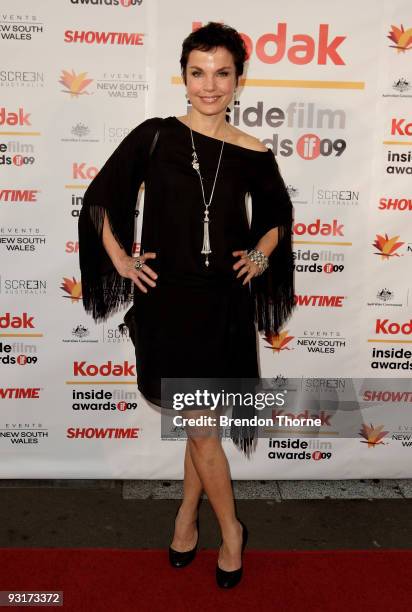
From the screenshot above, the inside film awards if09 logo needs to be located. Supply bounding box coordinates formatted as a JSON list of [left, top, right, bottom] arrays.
[[230, 101, 347, 159], [70, 0, 143, 6]]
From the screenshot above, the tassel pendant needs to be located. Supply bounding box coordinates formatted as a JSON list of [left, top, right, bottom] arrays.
[[201, 208, 211, 266], [189, 123, 225, 269], [192, 150, 200, 172]]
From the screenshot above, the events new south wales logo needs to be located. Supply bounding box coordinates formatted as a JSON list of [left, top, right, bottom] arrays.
[[372, 233, 404, 259], [359, 423, 388, 447], [60, 277, 82, 302], [59, 70, 93, 97], [387, 25, 412, 53], [262, 330, 294, 353]]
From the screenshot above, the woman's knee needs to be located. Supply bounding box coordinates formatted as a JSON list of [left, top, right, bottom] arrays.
[[188, 433, 221, 457]]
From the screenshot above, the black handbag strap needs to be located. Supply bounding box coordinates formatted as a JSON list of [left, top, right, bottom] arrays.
[[119, 119, 162, 341], [142, 119, 162, 261]]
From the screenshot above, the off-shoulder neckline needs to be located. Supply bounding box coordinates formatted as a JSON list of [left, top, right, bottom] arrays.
[[170, 116, 272, 155]]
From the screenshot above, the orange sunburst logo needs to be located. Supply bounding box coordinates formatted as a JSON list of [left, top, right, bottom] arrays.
[[388, 25, 412, 52], [372, 233, 404, 259], [263, 330, 294, 352], [61, 277, 82, 302], [59, 69, 93, 97], [359, 423, 388, 447]]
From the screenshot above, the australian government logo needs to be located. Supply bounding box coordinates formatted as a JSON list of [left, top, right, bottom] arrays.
[[62, 322, 98, 344], [366, 287, 408, 308], [367, 287, 406, 308], [383, 76, 412, 98], [61, 122, 100, 143]]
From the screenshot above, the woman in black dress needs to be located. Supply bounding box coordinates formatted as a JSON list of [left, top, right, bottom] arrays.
[[78, 22, 294, 588]]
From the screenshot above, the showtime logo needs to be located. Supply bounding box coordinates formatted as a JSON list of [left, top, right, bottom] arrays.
[[292, 218, 344, 236], [391, 118, 412, 136], [72, 162, 98, 179], [73, 360, 136, 377], [0, 107, 31, 126], [193, 22, 346, 65], [64, 30, 144, 45], [379, 198, 412, 211], [0, 189, 38, 203], [65, 241, 79, 253], [375, 319, 412, 335], [0, 387, 41, 399], [0, 312, 35, 329], [363, 390, 412, 402], [67, 427, 139, 438], [295, 295, 345, 307]]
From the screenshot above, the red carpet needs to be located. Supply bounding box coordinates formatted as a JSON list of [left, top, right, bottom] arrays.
[[0, 548, 411, 611]]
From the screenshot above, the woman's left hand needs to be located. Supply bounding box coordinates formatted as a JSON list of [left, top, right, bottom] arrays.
[[232, 250, 261, 285]]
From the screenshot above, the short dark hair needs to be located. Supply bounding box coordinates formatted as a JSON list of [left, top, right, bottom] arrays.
[[180, 22, 247, 85]]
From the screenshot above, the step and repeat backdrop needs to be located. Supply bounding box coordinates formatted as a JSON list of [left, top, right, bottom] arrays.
[[1, 0, 411, 478]]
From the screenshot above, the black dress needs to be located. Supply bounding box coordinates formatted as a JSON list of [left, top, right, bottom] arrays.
[[78, 115, 295, 451]]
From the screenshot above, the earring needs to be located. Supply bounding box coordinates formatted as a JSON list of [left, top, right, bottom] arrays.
[[234, 90, 240, 107]]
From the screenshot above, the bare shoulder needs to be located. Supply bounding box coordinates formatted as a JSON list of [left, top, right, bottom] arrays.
[[227, 124, 268, 152]]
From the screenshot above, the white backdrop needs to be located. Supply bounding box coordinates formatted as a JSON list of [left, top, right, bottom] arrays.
[[1, 0, 411, 478]]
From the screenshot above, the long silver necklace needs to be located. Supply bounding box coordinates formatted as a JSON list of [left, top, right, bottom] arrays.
[[189, 116, 225, 267]]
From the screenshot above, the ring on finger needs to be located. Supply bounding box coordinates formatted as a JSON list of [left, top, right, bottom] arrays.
[[134, 257, 144, 271]]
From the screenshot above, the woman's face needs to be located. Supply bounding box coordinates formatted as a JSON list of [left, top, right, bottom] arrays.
[[184, 45, 237, 116]]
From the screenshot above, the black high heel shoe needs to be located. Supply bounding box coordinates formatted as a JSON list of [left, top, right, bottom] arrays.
[[216, 520, 248, 588], [168, 506, 199, 568]]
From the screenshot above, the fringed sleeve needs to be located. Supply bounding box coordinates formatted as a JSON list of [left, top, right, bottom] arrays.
[[248, 149, 295, 336], [78, 117, 162, 322]]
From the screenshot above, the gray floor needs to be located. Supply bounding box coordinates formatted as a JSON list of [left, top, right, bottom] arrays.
[[1, 479, 412, 550]]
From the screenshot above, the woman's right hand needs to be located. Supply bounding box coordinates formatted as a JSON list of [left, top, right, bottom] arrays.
[[115, 252, 158, 294]]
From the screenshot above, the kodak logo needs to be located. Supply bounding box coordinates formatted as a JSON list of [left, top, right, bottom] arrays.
[[0, 312, 35, 329], [375, 319, 412, 335], [0, 107, 31, 126], [73, 360, 136, 376]]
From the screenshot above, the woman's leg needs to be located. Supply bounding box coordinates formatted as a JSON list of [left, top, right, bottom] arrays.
[[184, 409, 243, 571], [170, 439, 203, 552]]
